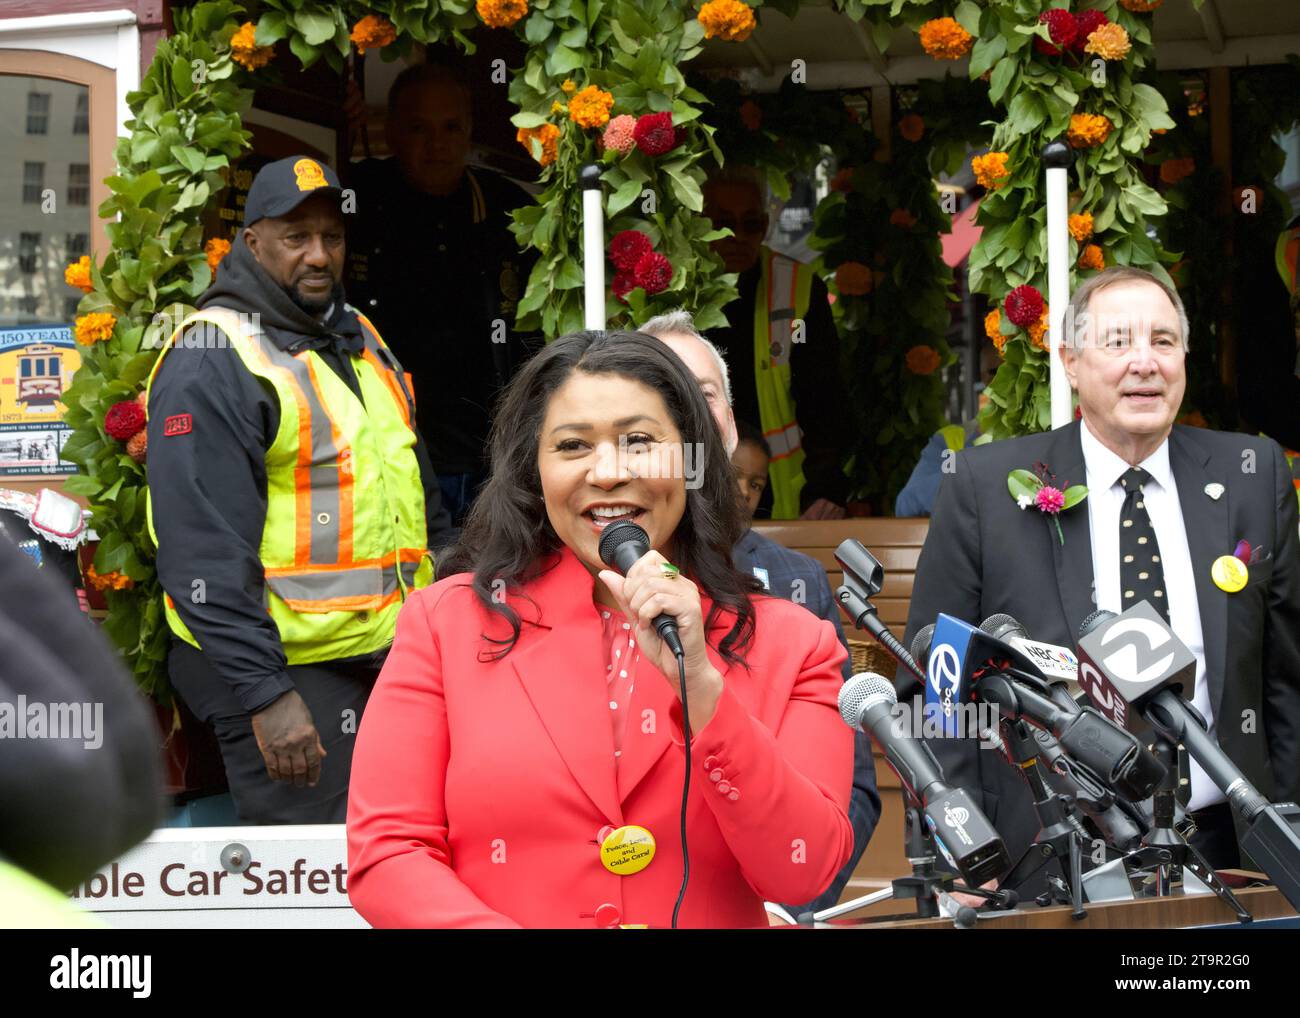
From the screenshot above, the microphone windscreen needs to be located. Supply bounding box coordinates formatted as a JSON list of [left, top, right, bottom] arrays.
[[1077, 608, 1117, 640], [979, 613, 1026, 642], [910, 624, 935, 670], [838, 672, 894, 728], [597, 520, 649, 570]]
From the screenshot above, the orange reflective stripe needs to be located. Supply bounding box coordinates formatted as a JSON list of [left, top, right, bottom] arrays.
[[241, 338, 316, 567], [264, 547, 426, 577], [360, 346, 411, 427], [301, 354, 355, 565]]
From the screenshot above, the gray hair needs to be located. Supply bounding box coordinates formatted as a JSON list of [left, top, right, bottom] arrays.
[[1064, 266, 1190, 351], [639, 309, 733, 406]]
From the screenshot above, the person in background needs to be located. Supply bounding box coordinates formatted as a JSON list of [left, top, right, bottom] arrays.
[[703, 165, 851, 521], [147, 156, 449, 825], [640, 310, 880, 919], [893, 420, 980, 518], [345, 61, 539, 524]]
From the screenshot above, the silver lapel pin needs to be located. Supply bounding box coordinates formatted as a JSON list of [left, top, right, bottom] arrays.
[[1204, 482, 1224, 501]]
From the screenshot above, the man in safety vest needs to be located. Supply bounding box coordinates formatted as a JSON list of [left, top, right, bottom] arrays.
[[146, 156, 452, 824], [703, 166, 851, 520]]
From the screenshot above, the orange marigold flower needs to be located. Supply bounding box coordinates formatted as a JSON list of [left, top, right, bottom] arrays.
[[898, 114, 925, 142], [350, 14, 396, 55], [698, 0, 757, 43], [739, 100, 762, 131], [1118, 0, 1163, 11], [74, 311, 116, 346], [919, 17, 974, 60], [85, 564, 134, 592], [517, 123, 561, 167], [65, 255, 93, 293], [1078, 244, 1105, 271], [477, 0, 528, 29], [231, 21, 274, 71], [568, 85, 614, 130], [1028, 305, 1050, 350], [561, 79, 577, 94], [1085, 23, 1131, 61], [984, 309, 1007, 355], [890, 209, 917, 228], [1068, 113, 1112, 149], [835, 261, 874, 296], [905, 345, 942, 375], [972, 151, 1011, 190], [205, 237, 231, 275], [551, 100, 565, 115], [1159, 156, 1195, 184], [1068, 212, 1094, 243]]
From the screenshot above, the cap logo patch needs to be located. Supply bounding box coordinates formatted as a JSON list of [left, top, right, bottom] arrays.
[[293, 158, 327, 192]]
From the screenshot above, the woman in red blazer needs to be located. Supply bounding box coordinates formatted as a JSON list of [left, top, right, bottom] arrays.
[[346, 331, 854, 928]]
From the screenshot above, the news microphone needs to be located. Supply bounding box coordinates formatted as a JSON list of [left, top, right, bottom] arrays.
[[1077, 603, 1300, 910], [979, 614, 1084, 706], [839, 672, 1009, 886], [597, 520, 684, 658]]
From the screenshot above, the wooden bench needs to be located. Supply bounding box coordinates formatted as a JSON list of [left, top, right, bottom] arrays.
[[750, 517, 931, 901]]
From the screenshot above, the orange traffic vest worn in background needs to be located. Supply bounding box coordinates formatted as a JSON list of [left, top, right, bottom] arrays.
[[145, 307, 433, 664]]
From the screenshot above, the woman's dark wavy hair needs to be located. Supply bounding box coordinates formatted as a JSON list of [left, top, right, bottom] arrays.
[[440, 329, 760, 664]]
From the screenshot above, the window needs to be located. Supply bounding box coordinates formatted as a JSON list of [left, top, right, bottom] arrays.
[[65, 233, 88, 260], [73, 92, 89, 135], [26, 91, 50, 134], [18, 295, 40, 315], [22, 161, 45, 203], [19, 232, 41, 274], [67, 163, 89, 206]]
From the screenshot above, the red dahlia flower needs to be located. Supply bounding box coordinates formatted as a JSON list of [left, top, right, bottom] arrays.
[[105, 400, 146, 441], [609, 229, 653, 271], [633, 112, 677, 157], [633, 251, 673, 294], [1071, 10, 1109, 53], [1034, 8, 1078, 56], [1004, 284, 1045, 328]]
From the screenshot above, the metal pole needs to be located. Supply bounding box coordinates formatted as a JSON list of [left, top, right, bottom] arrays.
[[1043, 139, 1073, 428], [579, 163, 606, 331]]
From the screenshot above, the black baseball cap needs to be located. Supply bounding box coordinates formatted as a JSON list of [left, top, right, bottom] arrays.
[[243, 155, 344, 226]]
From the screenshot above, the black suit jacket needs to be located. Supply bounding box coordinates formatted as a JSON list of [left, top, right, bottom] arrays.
[[905, 420, 1300, 869]]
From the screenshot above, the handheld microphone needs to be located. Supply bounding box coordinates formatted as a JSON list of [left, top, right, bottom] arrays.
[[597, 520, 684, 658], [1076, 603, 1300, 910], [839, 672, 1009, 887]]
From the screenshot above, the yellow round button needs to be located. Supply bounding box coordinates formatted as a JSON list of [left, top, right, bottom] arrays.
[[1211, 555, 1248, 593], [600, 825, 656, 876]]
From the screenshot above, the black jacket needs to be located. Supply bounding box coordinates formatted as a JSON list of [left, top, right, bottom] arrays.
[[905, 421, 1300, 875], [345, 160, 540, 475], [708, 261, 850, 512], [147, 235, 452, 715]]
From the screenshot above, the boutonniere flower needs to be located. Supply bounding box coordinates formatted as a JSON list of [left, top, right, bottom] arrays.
[[1007, 462, 1088, 546]]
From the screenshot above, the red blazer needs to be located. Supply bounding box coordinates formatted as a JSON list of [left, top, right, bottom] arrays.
[[346, 546, 854, 928]]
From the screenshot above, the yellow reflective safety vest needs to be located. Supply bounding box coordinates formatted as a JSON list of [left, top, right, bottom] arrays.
[[753, 248, 814, 519], [145, 307, 433, 665]]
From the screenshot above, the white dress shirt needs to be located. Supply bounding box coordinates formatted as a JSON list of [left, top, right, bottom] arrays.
[[1079, 420, 1223, 810]]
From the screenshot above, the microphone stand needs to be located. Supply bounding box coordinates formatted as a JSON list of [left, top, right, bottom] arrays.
[[1123, 733, 1252, 921], [989, 719, 1090, 919]]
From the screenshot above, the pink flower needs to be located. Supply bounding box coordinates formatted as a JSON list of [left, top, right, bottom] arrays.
[[1035, 486, 1066, 514], [602, 114, 637, 155]]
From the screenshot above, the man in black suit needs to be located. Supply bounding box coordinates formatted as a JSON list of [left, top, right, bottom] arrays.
[[906, 266, 1300, 876]]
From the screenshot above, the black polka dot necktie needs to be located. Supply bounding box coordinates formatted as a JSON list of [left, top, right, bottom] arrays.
[[1119, 467, 1169, 624], [1119, 467, 1189, 804]]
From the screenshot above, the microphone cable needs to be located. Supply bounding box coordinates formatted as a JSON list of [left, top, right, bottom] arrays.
[[672, 647, 690, 929]]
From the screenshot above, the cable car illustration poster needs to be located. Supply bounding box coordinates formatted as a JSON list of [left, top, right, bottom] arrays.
[[0, 325, 82, 477]]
